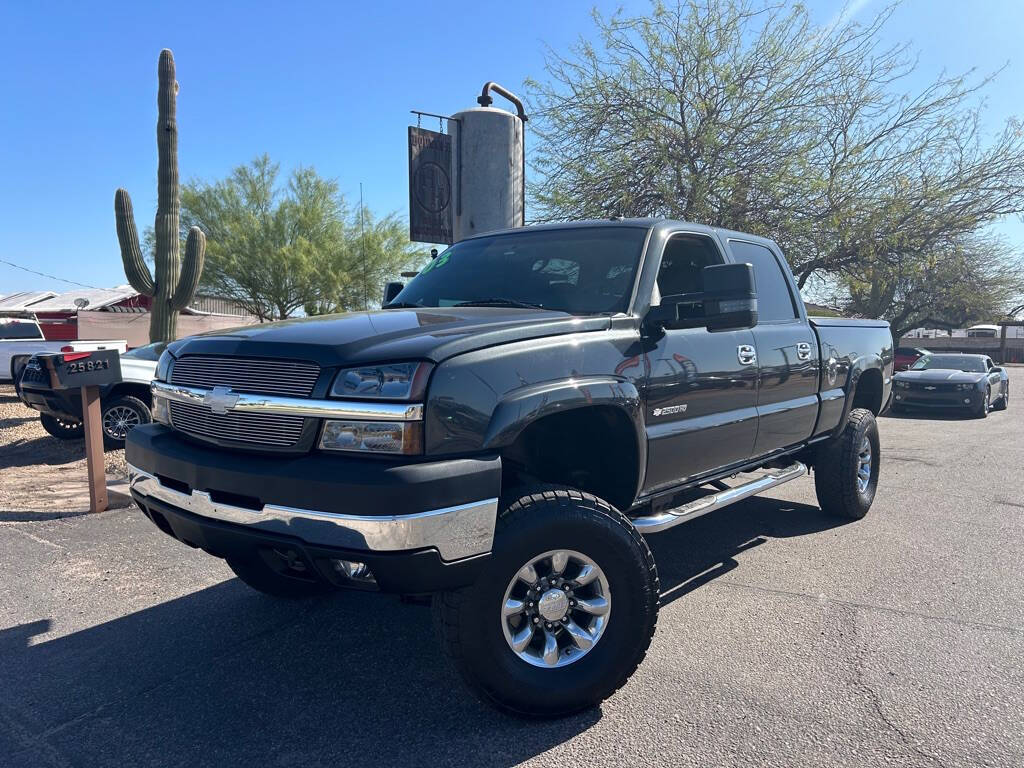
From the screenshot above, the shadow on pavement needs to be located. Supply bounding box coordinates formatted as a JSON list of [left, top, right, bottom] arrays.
[[649, 496, 848, 607], [0, 496, 841, 767]]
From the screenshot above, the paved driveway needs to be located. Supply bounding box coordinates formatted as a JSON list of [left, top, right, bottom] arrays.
[[2, 395, 1021, 767]]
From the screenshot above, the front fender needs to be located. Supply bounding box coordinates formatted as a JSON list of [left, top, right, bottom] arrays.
[[482, 375, 644, 450]]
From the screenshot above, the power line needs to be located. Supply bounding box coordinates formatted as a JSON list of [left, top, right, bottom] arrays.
[[0, 258, 103, 290]]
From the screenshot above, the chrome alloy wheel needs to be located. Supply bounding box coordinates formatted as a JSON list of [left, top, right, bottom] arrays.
[[103, 405, 140, 440], [500, 549, 611, 668], [856, 437, 872, 493]]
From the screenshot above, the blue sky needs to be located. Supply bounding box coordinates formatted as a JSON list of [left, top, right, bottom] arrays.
[[2, 0, 1022, 294]]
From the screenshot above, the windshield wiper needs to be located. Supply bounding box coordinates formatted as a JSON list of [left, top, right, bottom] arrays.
[[381, 301, 422, 309], [454, 298, 546, 309]]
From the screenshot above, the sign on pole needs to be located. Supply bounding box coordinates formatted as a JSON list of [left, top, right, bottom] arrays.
[[408, 126, 453, 244]]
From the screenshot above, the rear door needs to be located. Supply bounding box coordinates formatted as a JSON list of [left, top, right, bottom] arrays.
[[726, 239, 820, 457], [642, 232, 759, 492]]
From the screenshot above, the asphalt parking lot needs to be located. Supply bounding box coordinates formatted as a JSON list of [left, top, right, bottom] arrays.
[[2, 381, 1021, 768]]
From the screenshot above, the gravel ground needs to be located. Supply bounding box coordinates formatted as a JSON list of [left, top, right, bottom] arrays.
[[0, 385, 128, 512]]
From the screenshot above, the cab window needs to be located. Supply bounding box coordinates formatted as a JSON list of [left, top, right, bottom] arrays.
[[656, 234, 724, 300], [727, 240, 799, 323]]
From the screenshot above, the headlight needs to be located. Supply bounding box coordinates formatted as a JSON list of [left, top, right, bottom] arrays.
[[320, 420, 422, 455], [330, 362, 432, 400], [155, 350, 173, 382], [955, 383, 973, 391]]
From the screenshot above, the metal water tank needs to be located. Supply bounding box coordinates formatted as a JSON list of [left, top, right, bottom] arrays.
[[450, 84, 526, 241]]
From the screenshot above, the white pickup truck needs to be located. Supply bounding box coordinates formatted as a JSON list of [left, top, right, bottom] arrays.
[[1, 316, 126, 381]]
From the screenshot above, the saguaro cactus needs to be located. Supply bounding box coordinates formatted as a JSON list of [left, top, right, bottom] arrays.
[[115, 49, 205, 343]]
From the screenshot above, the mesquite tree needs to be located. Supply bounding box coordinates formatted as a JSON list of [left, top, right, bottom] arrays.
[[115, 49, 205, 342], [527, 1, 1024, 318]]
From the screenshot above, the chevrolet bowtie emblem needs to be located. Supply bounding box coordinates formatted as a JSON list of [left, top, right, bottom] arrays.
[[924, 385, 936, 390], [203, 386, 240, 414]]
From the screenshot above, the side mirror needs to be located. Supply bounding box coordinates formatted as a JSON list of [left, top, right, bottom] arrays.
[[645, 263, 758, 332], [382, 281, 404, 305], [703, 263, 757, 332]]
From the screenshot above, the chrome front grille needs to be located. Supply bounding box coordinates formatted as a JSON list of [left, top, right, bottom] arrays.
[[166, 355, 320, 448], [169, 400, 305, 447], [170, 356, 320, 397]]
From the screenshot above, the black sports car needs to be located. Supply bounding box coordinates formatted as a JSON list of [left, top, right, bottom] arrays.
[[891, 353, 1010, 418]]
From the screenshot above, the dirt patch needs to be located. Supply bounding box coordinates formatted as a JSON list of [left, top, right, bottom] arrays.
[[0, 385, 129, 514]]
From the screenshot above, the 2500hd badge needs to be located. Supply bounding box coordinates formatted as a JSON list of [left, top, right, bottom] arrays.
[[127, 220, 892, 716]]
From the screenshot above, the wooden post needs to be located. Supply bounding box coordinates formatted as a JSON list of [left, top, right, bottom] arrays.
[[80, 385, 108, 513]]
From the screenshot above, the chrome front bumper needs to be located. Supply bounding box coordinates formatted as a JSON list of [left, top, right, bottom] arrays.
[[127, 463, 498, 562]]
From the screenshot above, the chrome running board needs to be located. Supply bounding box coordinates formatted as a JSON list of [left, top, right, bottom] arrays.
[[632, 462, 807, 534]]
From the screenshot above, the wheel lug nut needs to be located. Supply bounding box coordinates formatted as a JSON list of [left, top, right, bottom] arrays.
[[561, 617, 569, 623], [563, 585, 570, 591], [569, 600, 575, 606], [527, 601, 534, 607], [533, 617, 540, 624], [545, 622, 552, 630]]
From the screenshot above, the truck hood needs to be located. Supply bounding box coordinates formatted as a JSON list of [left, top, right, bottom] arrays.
[[894, 369, 984, 383], [167, 307, 611, 367]]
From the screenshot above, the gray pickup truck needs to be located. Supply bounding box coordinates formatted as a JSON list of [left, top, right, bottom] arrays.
[[125, 219, 892, 716]]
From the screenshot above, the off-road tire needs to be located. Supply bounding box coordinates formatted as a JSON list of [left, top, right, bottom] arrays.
[[39, 413, 84, 441], [100, 395, 151, 449], [993, 384, 1009, 411], [814, 408, 880, 520], [226, 554, 335, 599], [433, 486, 659, 717]]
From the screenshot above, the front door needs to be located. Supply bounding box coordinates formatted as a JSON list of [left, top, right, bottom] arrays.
[[642, 233, 759, 493], [726, 239, 820, 457]]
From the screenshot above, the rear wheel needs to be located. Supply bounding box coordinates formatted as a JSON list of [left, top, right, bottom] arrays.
[[226, 553, 335, 598], [39, 413, 84, 441], [814, 408, 880, 520], [434, 486, 659, 716]]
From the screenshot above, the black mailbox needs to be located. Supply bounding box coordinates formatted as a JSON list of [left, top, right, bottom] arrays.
[[38, 349, 123, 390]]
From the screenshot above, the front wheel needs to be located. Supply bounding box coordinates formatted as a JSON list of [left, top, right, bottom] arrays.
[[434, 486, 659, 716], [101, 395, 151, 449], [814, 408, 880, 520], [974, 387, 991, 419], [40, 413, 84, 441], [993, 383, 1009, 411]]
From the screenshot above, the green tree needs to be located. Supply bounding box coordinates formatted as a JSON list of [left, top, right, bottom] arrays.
[[527, 0, 1024, 308], [173, 155, 419, 320], [843, 235, 1024, 340]]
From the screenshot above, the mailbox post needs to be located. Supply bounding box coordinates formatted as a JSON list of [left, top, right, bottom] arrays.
[[39, 350, 123, 513]]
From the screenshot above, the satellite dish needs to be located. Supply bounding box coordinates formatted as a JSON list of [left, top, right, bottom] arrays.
[[74, 298, 90, 308]]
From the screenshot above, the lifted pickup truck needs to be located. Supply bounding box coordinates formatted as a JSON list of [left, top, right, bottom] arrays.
[[126, 220, 892, 716]]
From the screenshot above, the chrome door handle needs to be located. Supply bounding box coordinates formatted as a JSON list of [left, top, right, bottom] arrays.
[[797, 342, 812, 361], [737, 344, 756, 366]]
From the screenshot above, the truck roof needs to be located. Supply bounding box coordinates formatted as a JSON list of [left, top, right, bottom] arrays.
[[458, 218, 780, 251]]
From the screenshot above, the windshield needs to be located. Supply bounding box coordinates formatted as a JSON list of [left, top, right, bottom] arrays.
[[390, 226, 648, 315], [123, 341, 167, 361], [911, 354, 987, 372]]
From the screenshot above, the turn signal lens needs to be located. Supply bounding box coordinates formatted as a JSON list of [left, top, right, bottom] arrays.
[[152, 395, 171, 426], [319, 420, 423, 455]]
